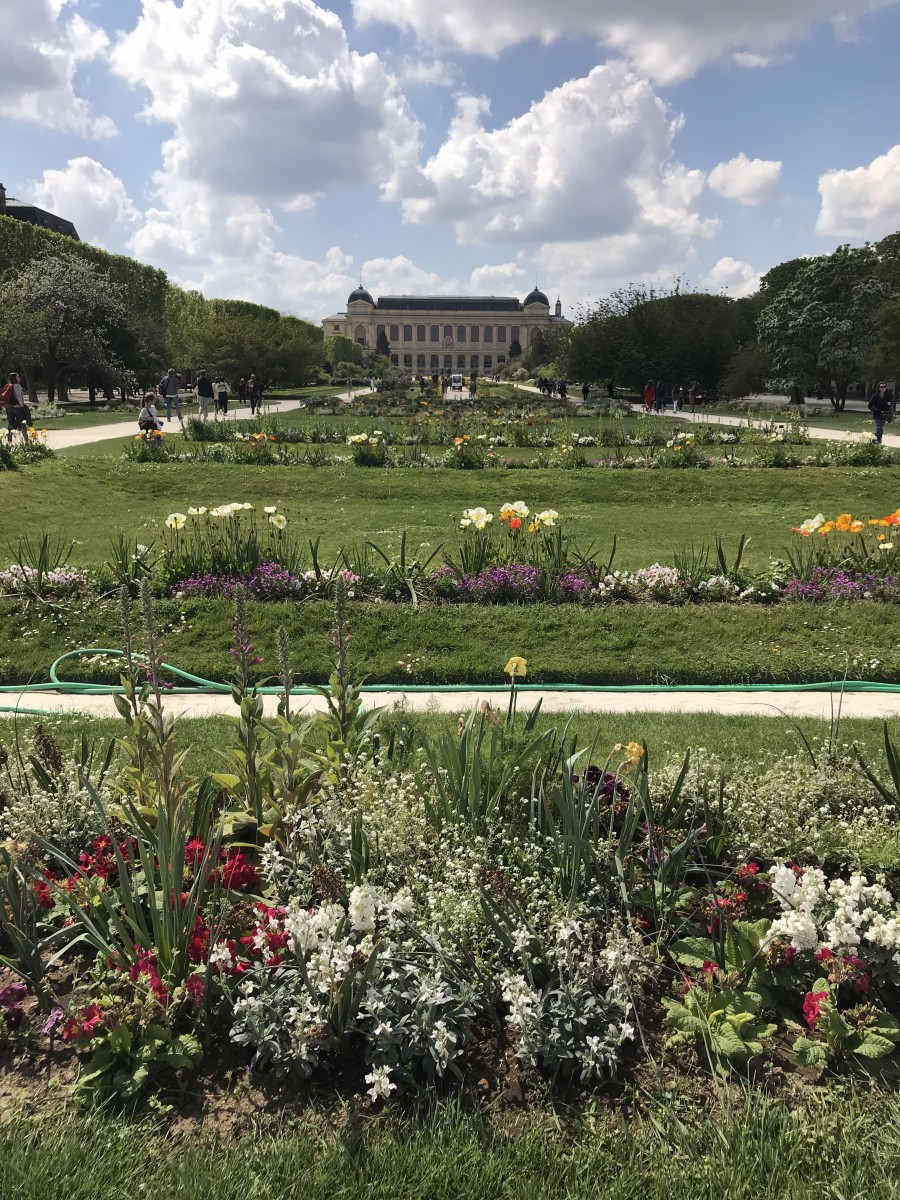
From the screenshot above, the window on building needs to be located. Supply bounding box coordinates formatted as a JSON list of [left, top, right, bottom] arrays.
[[376, 324, 385, 337], [511, 326, 520, 345], [417, 354, 426, 370], [483, 326, 493, 343], [390, 324, 399, 341], [471, 326, 480, 343], [457, 354, 466, 369], [403, 325, 413, 341], [333, 325, 340, 332], [498, 355, 507, 365], [470, 355, 479, 369], [484, 355, 493, 370], [444, 325, 453, 341], [430, 354, 439, 370], [403, 353, 413, 368], [457, 326, 466, 343], [416, 324, 426, 342], [497, 327, 507, 344], [390, 354, 399, 366], [430, 325, 439, 342], [444, 354, 452, 370]]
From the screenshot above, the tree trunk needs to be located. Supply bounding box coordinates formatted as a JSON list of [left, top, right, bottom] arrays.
[[21, 366, 38, 407], [47, 376, 55, 404], [88, 377, 97, 405], [57, 373, 69, 403]]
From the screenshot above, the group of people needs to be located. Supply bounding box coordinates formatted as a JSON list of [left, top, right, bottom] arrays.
[[138, 369, 265, 431], [642, 380, 701, 414], [536, 377, 568, 399], [0, 372, 31, 443]]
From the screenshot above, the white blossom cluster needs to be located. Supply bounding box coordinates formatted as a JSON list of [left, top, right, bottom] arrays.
[[766, 862, 900, 979], [0, 782, 111, 857]]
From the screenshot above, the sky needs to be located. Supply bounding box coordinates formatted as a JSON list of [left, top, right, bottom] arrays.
[[2, 0, 900, 324]]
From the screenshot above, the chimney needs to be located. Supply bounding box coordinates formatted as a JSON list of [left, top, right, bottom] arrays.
[[0, 184, 6, 214]]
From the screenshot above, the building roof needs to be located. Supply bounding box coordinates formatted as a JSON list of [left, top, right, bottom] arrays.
[[375, 295, 524, 313], [347, 286, 375, 305], [2, 194, 80, 240], [523, 287, 550, 307]]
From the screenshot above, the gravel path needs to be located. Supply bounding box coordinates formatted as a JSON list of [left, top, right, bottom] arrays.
[[1, 688, 897, 720]]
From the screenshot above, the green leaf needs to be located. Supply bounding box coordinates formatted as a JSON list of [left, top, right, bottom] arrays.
[[852, 1033, 897, 1060], [211, 773, 242, 790], [669, 937, 717, 969], [108, 1023, 133, 1055], [793, 1036, 828, 1067]]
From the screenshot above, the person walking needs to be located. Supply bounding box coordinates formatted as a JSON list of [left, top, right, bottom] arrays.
[[581, 381, 590, 403], [869, 382, 894, 444], [247, 374, 261, 415], [238, 377, 247, 406], [672, 384, 684, 414], [654, 379, 666, 414], [689, 382, 700, 414], [214, 377, 230, 416], [195, 370, 214, 420], [138, 392, 163, 432], [159, 368, 183, 424], [643, 380, 655, 413], [0, 372, 25, 443]]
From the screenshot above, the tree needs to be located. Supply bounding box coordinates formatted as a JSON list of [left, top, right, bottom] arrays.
[[757, 245, 888, 411], [2, 251, 127, 402], [376, 327, 390, 358], [508, 339, 522, 359]]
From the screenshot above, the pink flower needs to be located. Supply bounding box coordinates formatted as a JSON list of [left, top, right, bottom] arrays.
[[802, 990, 828, 1030]]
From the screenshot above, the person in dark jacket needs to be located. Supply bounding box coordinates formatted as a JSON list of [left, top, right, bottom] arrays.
[[869, 382, 895, 444], [195, 370, 214, 420], [247, 374, 262, 415]]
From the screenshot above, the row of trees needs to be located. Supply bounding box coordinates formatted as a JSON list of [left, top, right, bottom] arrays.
[[0, 216, 324, 404], [542, 233, 900, 410]]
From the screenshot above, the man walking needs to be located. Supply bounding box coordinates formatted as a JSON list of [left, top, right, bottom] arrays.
[[195, 370, 214, 420], [159, 368, 183, 424], [247, 374, 262, 416]]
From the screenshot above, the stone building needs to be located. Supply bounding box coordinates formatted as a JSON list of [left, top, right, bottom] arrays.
[[322, 287, 571, 374], [0, 183, 80, 240]]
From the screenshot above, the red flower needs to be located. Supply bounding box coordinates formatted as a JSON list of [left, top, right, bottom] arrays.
[[188, 915, 211, 964], [815, 947, 834, 962], [216, 850, 260, 892], [508, 517, 522, 531], [184, 974, 206, 1008], [184, 838, 207, 868], [802, 990, 828, 1030], [783, 945, 797, 966]]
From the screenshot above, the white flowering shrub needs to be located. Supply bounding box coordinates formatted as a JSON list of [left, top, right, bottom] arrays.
[[0, 783, 111, 857]]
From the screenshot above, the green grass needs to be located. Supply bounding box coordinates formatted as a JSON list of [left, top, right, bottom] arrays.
[[9, 457, 900, 569], [2, 709, 894, 781], [0, 1093, 898, 1200], [0, 596, 896, 687]]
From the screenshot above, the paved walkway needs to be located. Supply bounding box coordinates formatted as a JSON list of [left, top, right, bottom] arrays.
[[640, 405, 900, 447], [1, 688, 897, 720], [41, 389, 368, 451]]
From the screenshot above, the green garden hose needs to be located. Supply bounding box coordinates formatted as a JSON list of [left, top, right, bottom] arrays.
[[1, 648, 900, 718]]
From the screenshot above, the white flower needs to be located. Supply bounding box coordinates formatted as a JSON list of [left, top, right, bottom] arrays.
[[365, 1065, 396, 1101], [348, 884, 379, 932], [264, 506, 278, 514], [269, 514, 287, 530], [165, 512, 187, 530], [187, 507, 207, 516]]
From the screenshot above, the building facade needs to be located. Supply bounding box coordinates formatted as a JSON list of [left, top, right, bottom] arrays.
[[0, 183, 80, 240], [322, 288, 571, 374]]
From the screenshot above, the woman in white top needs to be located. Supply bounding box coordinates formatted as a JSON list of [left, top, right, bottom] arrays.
[[214, 378, 230, 416]]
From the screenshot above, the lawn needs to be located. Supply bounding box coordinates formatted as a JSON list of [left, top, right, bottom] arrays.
[[12, 456, 899, 570]]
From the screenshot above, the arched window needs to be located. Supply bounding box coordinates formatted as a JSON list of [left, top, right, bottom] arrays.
[[457, 326, 466, 343], [457, 354, 466, 369], [430, 325, 439, 342], [403, 325, 413, 341], [470, 355, 479, 369], [483, 326, 493, 343], [444, 325, 453, 341], [444, 354, 452, 370], [416, 325, 426, 342], [470, 326, 479, 343], [353, 324, 367, 346], [510, 326, 520, 344], [484, 355, 493, 370], [403, 353, 413, 368], [390, 354, 399, 366], [417, 354, 426, 369], [390, 324, 399, 341]]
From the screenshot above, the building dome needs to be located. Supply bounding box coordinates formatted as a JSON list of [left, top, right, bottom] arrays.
[[347, 286, 375, 306], [523, 287, 549, 307]]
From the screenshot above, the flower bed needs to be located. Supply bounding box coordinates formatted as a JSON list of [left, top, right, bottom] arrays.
[[3, 599, 900, 1111]]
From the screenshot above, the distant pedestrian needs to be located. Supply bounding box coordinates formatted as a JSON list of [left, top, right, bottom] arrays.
[[643, 380, 655, 413], [654, 379, 666, 414], [238, 377, 247, 405], [195, 370, 214, 420], [159, 368, 183, 424], [672, 384, 684, 413], [869, 382, 894, 444], [247, 374, 262, 415], [214, 377, 230, 416], [0, 372, 25, 443], [581, 381, 590, 403], [558, 379, 567, 400], [689, 382, 700, 414]]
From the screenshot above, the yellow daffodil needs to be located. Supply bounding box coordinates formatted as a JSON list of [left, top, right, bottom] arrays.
[[614, 742, 644, 767], [504, 656, 527, 679], [165, 513, 187, 530], [269, 514, 287, 530]]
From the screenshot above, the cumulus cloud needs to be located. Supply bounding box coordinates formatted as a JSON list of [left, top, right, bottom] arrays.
[[701, 256, 762, 296], [32, 158, 140, 247], [353, 0, 891, 82], [401, 63, 716, 250], [468, 263, 529, 292], [708, 153, 782, 205], [817, 144, 900, 237], [0, 0, 115, 136], [110, 0, 421, 209]]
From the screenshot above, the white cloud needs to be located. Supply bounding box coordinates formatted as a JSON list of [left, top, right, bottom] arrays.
[[32, 158, 140, 247], [817, 144, 900, 237], [353, 0, 892, 82], [468, 263, 529, 292], [0, 0, 115, 136], [401, 58, 459, 86], [110, 0, 421, 209], [401, 63, 716, 252], [701, 256, 762, 296], [708, 153, 782, 205]]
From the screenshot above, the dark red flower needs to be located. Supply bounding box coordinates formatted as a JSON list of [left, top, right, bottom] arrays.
[[802, 990, 828, 1030]]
